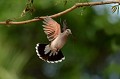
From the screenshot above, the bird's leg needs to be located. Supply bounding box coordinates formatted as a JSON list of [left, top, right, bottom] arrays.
[[51, 48, 59, 56]]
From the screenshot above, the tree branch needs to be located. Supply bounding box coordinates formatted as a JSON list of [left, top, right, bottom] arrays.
[[0, 1, 119, 25]]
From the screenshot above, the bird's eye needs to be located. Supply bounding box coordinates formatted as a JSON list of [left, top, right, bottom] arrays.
[[66, 29, 69, 32]]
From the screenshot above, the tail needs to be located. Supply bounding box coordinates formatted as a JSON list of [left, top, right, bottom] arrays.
[[35, 43, 65, 63]]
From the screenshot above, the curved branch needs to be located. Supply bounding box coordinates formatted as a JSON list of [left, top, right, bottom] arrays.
[[0, 1, 119, 25]]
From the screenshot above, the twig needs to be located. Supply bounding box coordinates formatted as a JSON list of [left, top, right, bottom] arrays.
[[0, 1, 119, 25]]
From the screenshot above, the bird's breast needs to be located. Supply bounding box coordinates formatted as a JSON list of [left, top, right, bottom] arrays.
[[50, 34, 67, 50]]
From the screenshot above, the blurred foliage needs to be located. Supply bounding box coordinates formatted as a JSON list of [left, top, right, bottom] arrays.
[[21, 0, 35, 17], [0, 0, 120, 79]]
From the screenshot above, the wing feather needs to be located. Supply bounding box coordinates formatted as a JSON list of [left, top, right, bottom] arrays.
[[43, 16, 61, 41]]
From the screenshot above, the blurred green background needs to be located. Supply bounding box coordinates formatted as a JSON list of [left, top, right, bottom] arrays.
[[0, 0, 120, 79]]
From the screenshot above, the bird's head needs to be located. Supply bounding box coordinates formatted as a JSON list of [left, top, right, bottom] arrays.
[[64, 29, 72, 35]]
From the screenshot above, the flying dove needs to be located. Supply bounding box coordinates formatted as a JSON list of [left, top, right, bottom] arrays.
[[35, 16, 72, 63]]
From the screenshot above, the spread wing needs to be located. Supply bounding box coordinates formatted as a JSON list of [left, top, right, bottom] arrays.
[[62, 19, 68, 32], [42, 16, 61, 41]]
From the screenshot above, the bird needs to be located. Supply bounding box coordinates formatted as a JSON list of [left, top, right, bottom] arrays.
[[35, 16, 72, 63]]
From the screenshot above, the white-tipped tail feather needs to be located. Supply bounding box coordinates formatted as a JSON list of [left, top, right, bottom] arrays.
[[35, 43, 65, 63]]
